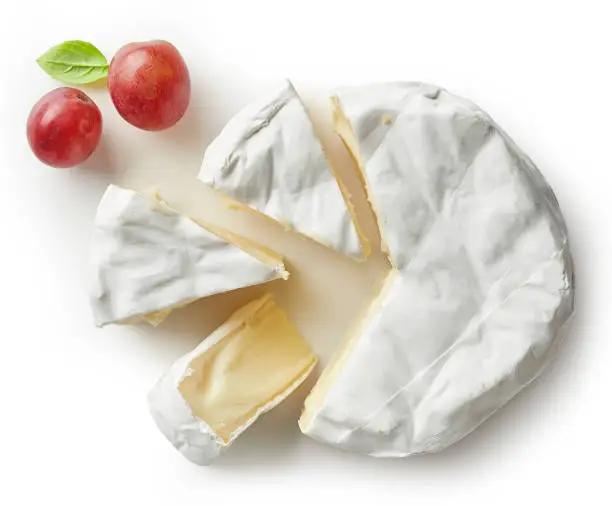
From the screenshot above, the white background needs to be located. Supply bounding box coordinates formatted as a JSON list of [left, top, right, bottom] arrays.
[[0, 1, 609, 504]]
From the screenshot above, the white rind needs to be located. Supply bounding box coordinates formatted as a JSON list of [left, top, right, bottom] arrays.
[[197, 79, 363, 258], [301, 82, 574, 457], [148, 350, 224, 466], [147, 305, 317, 466], [89, 185, 286, 327]]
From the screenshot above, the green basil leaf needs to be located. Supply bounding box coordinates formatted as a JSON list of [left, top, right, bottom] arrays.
[[37, 40, 108, 85]]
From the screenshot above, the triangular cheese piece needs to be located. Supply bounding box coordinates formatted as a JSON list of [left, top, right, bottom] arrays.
[[89, 185, 288, 327], [198, 80, 368, 259], [148, 294, 317, 465]]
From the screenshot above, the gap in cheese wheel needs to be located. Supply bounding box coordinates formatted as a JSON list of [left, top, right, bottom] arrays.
[[158, 154, 387, 367]]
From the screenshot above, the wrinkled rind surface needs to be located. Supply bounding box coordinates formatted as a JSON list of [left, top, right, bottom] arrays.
[[89, 185, 285, 326], [147, 295, 317, 466], [197, 80, 363, 258], [302, 82, 574, 456], [148, 350, 224, 466]]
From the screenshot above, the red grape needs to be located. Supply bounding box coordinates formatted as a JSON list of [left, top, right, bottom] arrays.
[[108, 40, 191, 131], [27, 87, 102, 168]]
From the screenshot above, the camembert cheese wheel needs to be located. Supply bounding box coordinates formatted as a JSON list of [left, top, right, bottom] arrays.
[[299, 82, 574, 457]]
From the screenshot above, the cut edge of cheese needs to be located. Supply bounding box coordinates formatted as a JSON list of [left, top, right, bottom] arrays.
[[219, 182, 371, 261], [328, 167, 372, 260], [148, 293, 317, 465], [121, 304, 194, 327], [152, 191, 289, 277], [300, 95, 398, 435], [299, 270, 395, 430], [306, 103, 372, 260], [299, 96, 398, 431], [331, 96, 391, 263]]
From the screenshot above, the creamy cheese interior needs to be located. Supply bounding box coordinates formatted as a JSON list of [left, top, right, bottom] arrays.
[[331, 98, 392, 261], [178, 294, 316, 442], [330, 169, 371, 259], [308, 112, 372, 259], [197, 220, 288, 274], [152, 192, 287, 274]]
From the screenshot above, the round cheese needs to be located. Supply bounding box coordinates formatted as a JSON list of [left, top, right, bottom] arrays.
[[299, 82, 574, 456]]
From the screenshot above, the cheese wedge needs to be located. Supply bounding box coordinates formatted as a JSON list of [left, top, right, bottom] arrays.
[[89, 185, 288, 327], [300, 82, 574, 457], [148, 294, 317, 465], [197, 79, 368, 259]]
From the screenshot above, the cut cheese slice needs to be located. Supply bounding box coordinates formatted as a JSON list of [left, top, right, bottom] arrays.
[[197, 79, 368, 259], [148, 294, 317, 465], [89, 185, 288, 327], [300, 82, 574, 457]]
